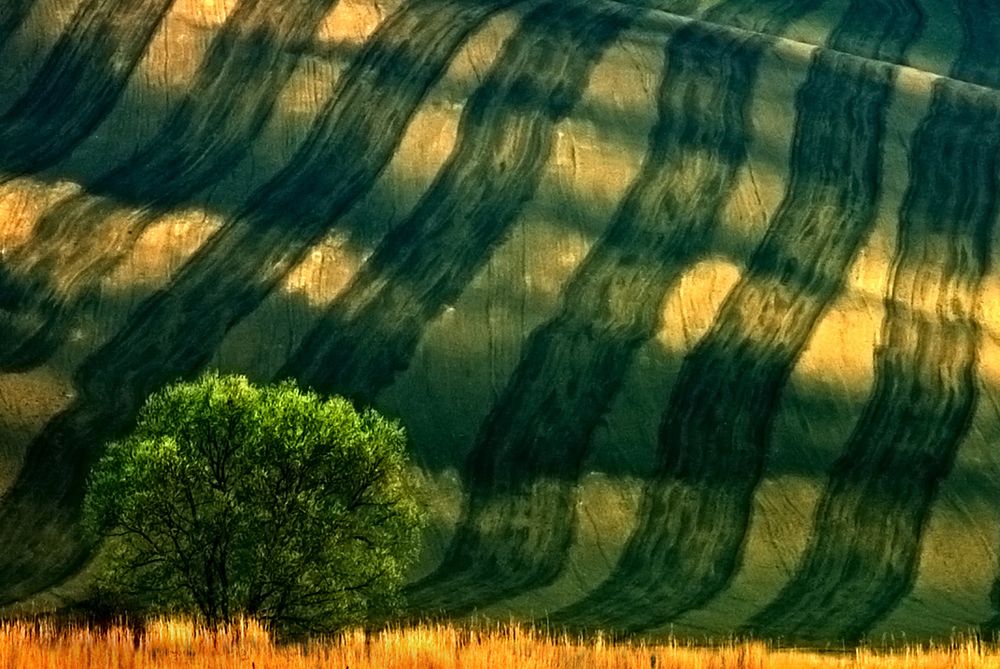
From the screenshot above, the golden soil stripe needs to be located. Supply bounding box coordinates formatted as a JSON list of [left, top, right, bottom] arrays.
[[552, 0, 924, 634], [751, 3, 1000, 645], [0, 0, 339, 372], [398, 0, 823, 618], [0, 0, 515, 604], [0, 0, 176, 180]]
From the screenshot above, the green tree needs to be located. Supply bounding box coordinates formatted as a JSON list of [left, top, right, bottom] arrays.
[[83, 372, 424, 635]]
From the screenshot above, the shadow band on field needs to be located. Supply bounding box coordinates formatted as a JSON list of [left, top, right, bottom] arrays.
[[0, 0, 38, 51], [0, 0, 177, 183]]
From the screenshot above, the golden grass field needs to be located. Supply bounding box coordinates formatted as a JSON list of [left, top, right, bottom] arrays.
[[1, 618, 999, 669]]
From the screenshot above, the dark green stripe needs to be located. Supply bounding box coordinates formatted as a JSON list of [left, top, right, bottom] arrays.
[[0, 0, 339, 372], [0, 0, 36, 52], [0, 0, 176, 180]]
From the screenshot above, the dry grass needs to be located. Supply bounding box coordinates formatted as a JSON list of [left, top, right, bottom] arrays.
[[0, 618, 998, 668]]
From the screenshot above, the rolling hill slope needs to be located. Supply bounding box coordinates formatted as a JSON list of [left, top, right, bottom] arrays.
[[1, 0, 999, 643]]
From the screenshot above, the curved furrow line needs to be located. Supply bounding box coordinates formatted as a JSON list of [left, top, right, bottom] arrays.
[[752, 1, 1000, 644], [0, 0, 37, 51], [400, 0, 823, 616], [0, 0, 176, 182], [952, 0, 1000, 89], [0, 0, 517, 604], [280, 0, 640, 404], [552, 0, 924, 634], [0, 0, 339, 372]]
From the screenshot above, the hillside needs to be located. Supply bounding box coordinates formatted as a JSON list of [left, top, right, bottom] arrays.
[[1, 0, 999, 644]]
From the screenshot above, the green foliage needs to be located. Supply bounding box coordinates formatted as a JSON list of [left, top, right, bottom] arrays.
[[83, 372, 424, 635]]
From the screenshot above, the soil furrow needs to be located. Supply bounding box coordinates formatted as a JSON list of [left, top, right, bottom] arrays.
[[0, 0, 176, 181], [551, 0, 924, 634], [0, 0, 339, 372], [751, 0, 1000, 644], [0, 0, 37, 50], [401, 0, 822, 616], [0, 0, 514, 603]]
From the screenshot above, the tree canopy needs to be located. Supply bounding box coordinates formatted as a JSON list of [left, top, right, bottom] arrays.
[[83, 372, 424, 635]]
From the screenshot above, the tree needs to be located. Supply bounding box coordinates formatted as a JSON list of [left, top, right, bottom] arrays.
[[83, 372, 424, 635]]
